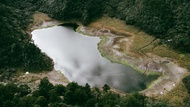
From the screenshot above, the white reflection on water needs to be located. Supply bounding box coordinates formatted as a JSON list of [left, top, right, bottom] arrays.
[[32, 26, 152, 92]]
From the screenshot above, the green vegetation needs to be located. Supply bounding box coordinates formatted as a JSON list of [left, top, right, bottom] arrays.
[[182, 75, 190, 94], [0, 77, 174, 107], [38, 0, 106, 25], [0, 0, 53, 75]]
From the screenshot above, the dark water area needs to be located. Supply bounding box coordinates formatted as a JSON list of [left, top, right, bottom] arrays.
[[60, 23, 78, 30], [32, 26, 157, 92]]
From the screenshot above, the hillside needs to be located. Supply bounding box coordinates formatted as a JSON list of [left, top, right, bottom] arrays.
[[0, 0, 190, 106], [0, 0, 53, 74]]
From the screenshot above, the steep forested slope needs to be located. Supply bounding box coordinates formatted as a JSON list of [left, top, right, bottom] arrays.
[[0, 0, 53, 73]]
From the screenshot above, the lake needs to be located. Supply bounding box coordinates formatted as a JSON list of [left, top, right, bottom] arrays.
[[32, 26, 155, 92]]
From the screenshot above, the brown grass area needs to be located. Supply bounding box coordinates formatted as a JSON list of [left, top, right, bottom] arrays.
[[131, 31, 156, 52], [28, 12, 53, 30], [89, 17, 139, 36], [32, 12, 53, 22]]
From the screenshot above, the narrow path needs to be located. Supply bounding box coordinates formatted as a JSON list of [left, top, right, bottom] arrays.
[[138, 38, 157, 52]]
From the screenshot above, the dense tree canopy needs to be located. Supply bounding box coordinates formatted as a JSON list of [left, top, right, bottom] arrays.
[[183, 75, 190, 94], [0, 78, 174, 107], [0, 1, 53, 75]]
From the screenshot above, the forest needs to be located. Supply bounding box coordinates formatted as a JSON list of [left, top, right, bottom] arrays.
[[0, 77, 173, 107], [0, 0, 53, 74]]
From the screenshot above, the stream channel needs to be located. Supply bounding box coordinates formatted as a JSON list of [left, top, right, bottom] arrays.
[[31, 26, 156, 92]]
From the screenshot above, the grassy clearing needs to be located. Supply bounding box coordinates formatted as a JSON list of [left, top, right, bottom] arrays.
[[89, 17, 140, 34]]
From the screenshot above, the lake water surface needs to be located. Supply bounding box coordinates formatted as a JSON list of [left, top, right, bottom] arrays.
[[31, 26, 155, 92]]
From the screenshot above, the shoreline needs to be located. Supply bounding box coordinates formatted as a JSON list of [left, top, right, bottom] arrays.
[[27, 12, 189, 98]]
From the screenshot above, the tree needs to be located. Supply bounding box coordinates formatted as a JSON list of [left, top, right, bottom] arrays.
[[75, 88, 88, 105], [133, 93, 147, 107], [103, 84, 110, 92], [48, 89, 61, 103], [85, 98, 96, 107], [98, 92, 120, 107], [54, 84, 66, 95], [66, 82, 80, 92], [38, 77, 54, 98], [182, 75, 190, 94], [3, 100, 14, 107], [92, 87, 101, 101], [84, 83, 91, 98], [124, 93, 147, 107], [16, 96, 36, 107], [4, 83, 19, 101], [35, 96, 48, 107], [124, 95, 138, 107], [64, 90, 76, 105], [18, 84, 31, 97]]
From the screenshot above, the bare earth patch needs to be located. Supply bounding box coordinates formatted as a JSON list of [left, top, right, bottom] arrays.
[[28, 12, 63, 32], [14, 70, 69, 91]]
